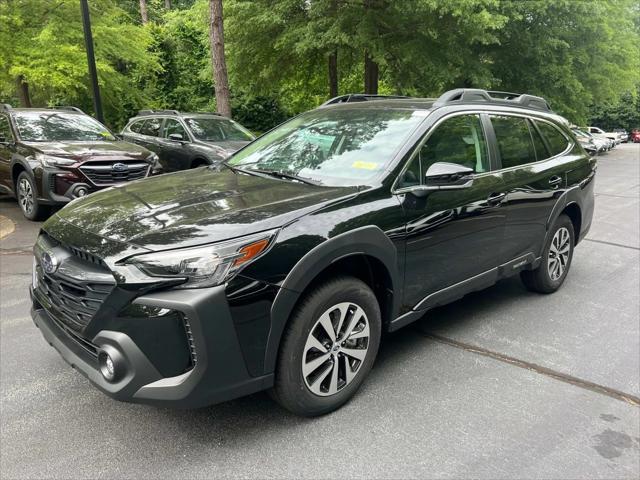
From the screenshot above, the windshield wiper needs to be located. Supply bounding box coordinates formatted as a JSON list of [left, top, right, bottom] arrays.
[[249, 169, 322, 186]]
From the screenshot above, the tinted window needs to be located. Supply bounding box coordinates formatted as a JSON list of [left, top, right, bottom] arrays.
[[536, 121, 569, 157], [139, 118, 161, 137], [401, 114, 489, 187], [491, 115, 535, 169], [13, 112, 114, 141], [529, 122, 549, 161], [229, 108, 426, 187], [129, 120, 145, 133], [185, 117, 254, 142], [0, 116, 13, 141], [163, 119, 187, 139]]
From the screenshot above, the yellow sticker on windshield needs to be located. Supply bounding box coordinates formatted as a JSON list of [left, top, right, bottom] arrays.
[[352, 161, 378, 170]]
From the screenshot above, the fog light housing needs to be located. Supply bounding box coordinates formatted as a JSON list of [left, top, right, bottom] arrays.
[[98, 347, 123, 382], [75, 187, 88, 197]]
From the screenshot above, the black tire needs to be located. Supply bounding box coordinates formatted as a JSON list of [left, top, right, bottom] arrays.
[[271, 276, 381, 417], [521, 214, 575, 294], [16, 171, 48, 221]]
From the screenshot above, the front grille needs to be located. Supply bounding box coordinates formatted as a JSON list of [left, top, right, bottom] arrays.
[[80, 161, 149, 186], [37, 268, 113, 331], [50, 313, 99, 359], [67, 245, 108, 268]]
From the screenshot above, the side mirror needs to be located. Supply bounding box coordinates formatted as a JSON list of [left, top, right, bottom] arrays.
[[424, 162, 474, 189], [168, 133, 184, 142]]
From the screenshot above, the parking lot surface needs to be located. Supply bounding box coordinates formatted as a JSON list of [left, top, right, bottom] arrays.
[[1, 144, 639, 479]]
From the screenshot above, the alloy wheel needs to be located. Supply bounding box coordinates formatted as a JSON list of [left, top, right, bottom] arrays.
[[548, 226, 571, 281], [302, 302, 370, 397], [18, 178, 34, 215]]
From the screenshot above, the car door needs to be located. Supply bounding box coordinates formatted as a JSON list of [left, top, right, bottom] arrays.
[[488, 114, 573, 264], [158, 118, 192, 171], [398, 113, 507, 310], [0, 114, 15, 192]]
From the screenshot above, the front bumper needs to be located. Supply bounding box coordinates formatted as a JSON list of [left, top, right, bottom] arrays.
[[31, 284, 274, 408]]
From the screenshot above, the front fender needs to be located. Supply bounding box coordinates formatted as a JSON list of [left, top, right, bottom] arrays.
[[262, 225, 399, 374]]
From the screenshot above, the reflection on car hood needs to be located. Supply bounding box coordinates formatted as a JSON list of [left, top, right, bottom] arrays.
[[22, 140, 151, 160], [199, 140, 251, 153], [48, 167, 356, 254]]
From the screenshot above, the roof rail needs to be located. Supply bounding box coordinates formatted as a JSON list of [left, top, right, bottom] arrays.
[[321, 93, 412, 106], [137, 109, 181, 116], [1, 104, 12, 112], [433, 88, 552, 112], [52, 106, 84, 113]]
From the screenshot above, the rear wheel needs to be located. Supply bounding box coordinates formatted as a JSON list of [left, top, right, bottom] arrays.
[[16, 171, 48, 221], [521, 214, 574, 293], [271, 277, 381, 416]]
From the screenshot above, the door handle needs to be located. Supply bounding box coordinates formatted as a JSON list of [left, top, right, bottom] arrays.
[[548, 175, 562, 187], [487, 192, 506, 205]]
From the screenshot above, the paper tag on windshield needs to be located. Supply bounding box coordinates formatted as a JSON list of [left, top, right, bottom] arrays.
[[352, 161, 378, 170]]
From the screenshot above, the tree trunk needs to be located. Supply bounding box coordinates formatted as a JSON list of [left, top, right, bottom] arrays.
[[208, 0, 232, 117], [364, 51, 378, 94], [165, 0, 171, 10], [328, 50, 338, 98], [139, 0, 148, 24], [15, 75, 31, 107]]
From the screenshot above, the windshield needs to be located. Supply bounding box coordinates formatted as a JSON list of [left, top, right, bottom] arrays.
[[228, 107, 426, 186], [185, 117, 254, 142], [14, 112, 115, 142]]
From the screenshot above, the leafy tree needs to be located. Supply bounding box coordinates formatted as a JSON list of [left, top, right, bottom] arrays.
[[0, 0, 160, 128], [482, 0, 640, 124]]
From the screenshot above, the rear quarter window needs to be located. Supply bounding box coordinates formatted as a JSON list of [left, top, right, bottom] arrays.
[[535, 121, 570, 157], [128, 120, 144, 133]]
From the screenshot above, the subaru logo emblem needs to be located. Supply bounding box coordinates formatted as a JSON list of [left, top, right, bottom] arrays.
[[41, 251, 58, 274], [112, 162, 128, 172]]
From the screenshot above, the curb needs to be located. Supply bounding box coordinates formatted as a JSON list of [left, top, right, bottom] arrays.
[[0, 215, 15, 240]]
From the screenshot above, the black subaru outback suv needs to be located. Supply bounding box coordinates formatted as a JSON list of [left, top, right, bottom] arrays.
[[0, 105, 158, 220], [30, 89, 596, 416], [121, 110, 255, 172]]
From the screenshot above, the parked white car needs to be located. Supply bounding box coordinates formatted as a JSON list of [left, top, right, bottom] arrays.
[[587, 126, 622, 145]]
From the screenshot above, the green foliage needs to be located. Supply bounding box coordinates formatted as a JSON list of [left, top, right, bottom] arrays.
[[1, 0, 638, 131], [589, 88, 640, 131]]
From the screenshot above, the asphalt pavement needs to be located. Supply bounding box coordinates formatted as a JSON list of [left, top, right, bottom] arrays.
[[1, 144, 639, 479]]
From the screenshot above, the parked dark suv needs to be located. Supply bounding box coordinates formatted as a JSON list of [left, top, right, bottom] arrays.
[[0, 105, 158, 220], [30, 89, 596, 416], [121, 110, 255, 172]]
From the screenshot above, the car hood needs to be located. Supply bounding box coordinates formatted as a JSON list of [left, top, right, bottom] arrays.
[[46, 167, 357, 255], [23, 140, 151, 160], [200, 140, 251, 154]]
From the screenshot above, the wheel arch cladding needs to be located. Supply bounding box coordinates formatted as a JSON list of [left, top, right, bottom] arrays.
[[561, 202, 582, 245], [263, 225, 399, 375], [12, 162, 27, 187]]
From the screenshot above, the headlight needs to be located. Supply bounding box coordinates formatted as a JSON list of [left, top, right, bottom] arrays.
[[124, 229, 278, 288], [36, 153, 76, 167]]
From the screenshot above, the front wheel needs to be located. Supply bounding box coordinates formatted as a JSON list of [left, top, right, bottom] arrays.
[[16, 171, 48, 221], [271, 277, 381, 416], [521, 214, 575, 293]]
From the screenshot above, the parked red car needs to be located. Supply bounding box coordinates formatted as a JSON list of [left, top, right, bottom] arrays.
[[630, 129, 640, 143]]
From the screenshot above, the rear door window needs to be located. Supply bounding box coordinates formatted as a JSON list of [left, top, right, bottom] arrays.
[[529, 121, 549, 161], [490, 115, 536, 169], [139, 118, 162, 137], [535, 121, 570, 157]]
